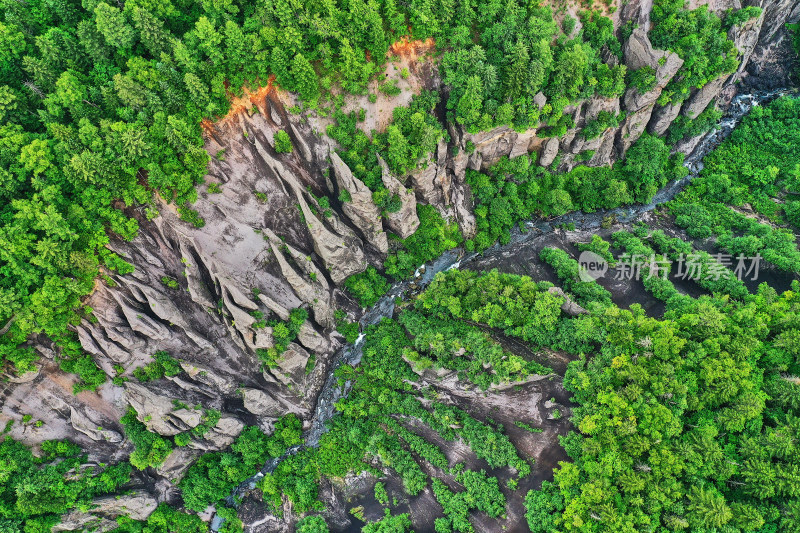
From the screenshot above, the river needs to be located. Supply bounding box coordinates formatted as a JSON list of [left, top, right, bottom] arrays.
[[216, 88, 792, 525]]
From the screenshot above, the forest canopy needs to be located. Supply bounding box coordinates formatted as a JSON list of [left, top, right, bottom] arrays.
[[0, 0, 750, 384]]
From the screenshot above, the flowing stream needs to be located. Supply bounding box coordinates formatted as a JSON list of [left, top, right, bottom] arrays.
[[217, 88, 792, 523]]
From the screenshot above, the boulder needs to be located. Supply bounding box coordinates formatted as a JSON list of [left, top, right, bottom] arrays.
[[538, 138, 560, 167], [533, 92, 547, 111], [547, 286, 588, 316], [241, 387, 285, 417], [270, 342, 311, 393], [156, 446, 202, 483], [296, 320, 330, 354]]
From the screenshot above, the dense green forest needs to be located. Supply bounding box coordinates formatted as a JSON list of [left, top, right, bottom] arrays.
[[2, 0, 799, 530], [0, 0, 757, 380], [0, 437, 132, 530], [173, 96, 800, 531]]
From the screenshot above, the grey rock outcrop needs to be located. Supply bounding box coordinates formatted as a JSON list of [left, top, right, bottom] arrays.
[[287, 170, 367, 284], [263, 228, 334, 328], [156, 446, 202, 482], [181, 362, 238, 395], [728, 7, 765, 80], [70, 407, 122, 443], [242, 387, 285, 417], [90, 491, 158, 521], [55, 491, 158, 532], [267, 342, 312, 393], [459, 125, 537, 168], [617, 104, 656, 155], [377, 155, 420, 238], [621, 28, 683, 113], [330, 152, 388, 254], [124, 382, 202, 436], [409, 155, 440, 207], [538, 138, 560, 167], [188, 416, 244, 451], [647, 102, 683, 136], [682, 75, 728, 119], [548, 287, 588, 316]]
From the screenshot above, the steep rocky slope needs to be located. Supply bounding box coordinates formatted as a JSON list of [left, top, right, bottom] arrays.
[[0, 0, 797, 529]]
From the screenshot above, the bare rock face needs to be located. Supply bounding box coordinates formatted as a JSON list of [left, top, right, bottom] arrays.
[[263, 228, 334, 328], [741, 0, 800, 90], [682, 75, 728, 119], [3, 93, 351, 475], [297, 321, 330, 354], [624, 28, 677, 72], [91, 491, 158, 521], [124, 381, 244, 449], [728, 7, 765, 80], [570, 97, 621, 154], [53, 514, 116, 533], [616, 104, 656, 154], [70, 407, 123, 443], [330, 152, 388, 254], [459, 125, 536, 168], [124, 382, 202, 436], [285, 167, 367, 284], [266, 342, 312, 393], [55, 491, 158, 531], [648, 101, 683, 136], [450, 179, 476, 239], [622, 28, 684, 113], [241, 387, 285, 417], [156, 446, 202, 483], [180, 362, 238, 396], [590, 129, 617, 166], [377, 155, 420, 238], [538, 138, 560, 167], [188, 416, 244, 451], [434, 139, 452, 202], [409, 155, 442, 207], [618, 0, 654, 31]]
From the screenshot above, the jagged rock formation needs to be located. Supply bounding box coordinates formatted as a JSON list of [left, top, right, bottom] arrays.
[[54, 491, 158, 532], [377, 154, 421, 238], [330, 152, 388, 254], [0, 1, 795, 530], [70, 406, 123, 443]]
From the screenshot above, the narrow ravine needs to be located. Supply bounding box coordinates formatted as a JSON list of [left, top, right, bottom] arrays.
[[219, 88, 792, 523]]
